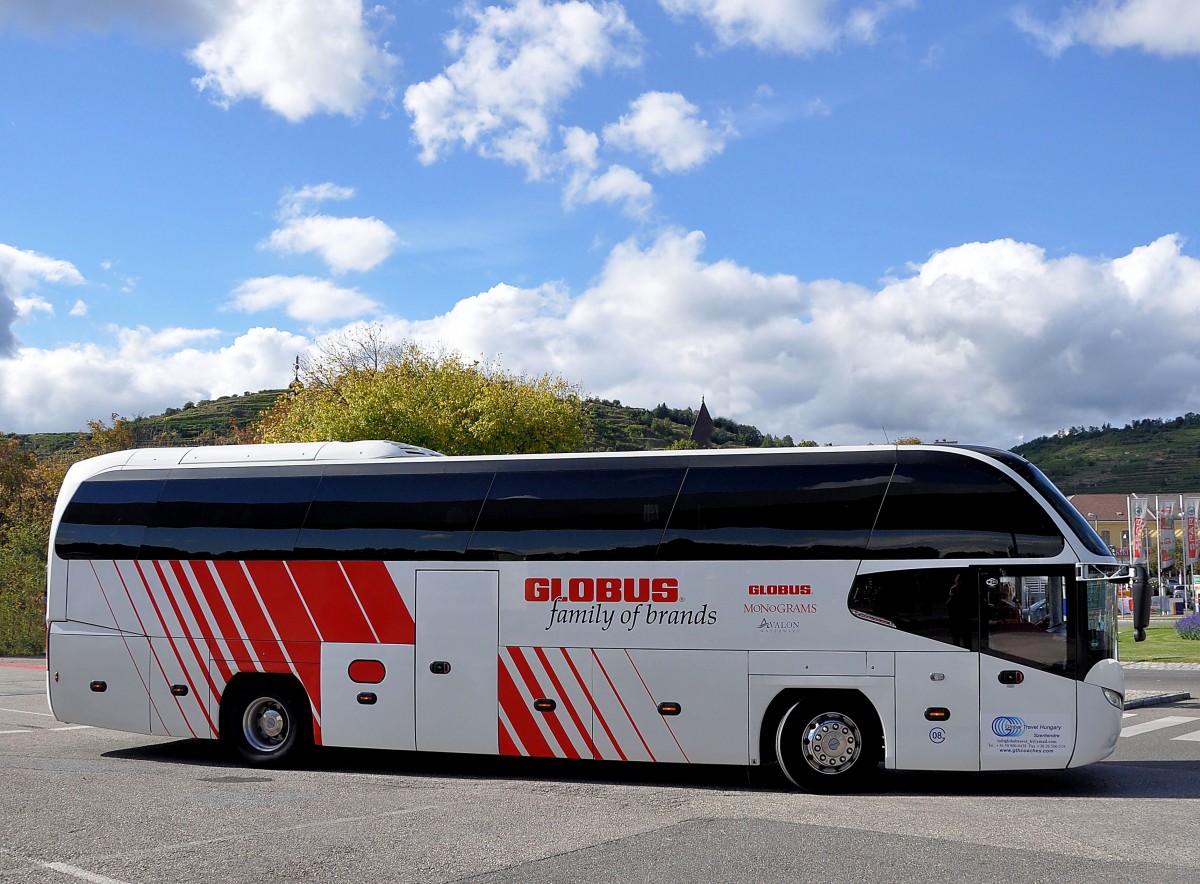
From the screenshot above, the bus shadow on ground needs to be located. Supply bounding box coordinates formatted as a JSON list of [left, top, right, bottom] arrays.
[[102, 740, 1200, 800]]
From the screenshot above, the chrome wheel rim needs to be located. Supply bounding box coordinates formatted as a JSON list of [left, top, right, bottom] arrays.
[[800, 712, 862, 775], [242, 696, 290, 754]]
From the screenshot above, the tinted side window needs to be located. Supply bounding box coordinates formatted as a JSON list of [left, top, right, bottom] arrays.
[[295, 470, 491, 560], [468, 468, 684, 560], [55, 473, 165, 560], [139, 472, 321, 559], [658, 463, 892, 560], [849, 569, 977, 649], [867, 456, 1064, 559]]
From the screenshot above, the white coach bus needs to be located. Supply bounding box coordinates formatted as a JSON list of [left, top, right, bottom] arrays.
[[45, 442, 1126, 791]]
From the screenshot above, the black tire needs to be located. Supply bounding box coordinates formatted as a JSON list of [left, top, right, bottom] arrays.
[[774, 695, 879, 792], [221, 679, 310, 766]]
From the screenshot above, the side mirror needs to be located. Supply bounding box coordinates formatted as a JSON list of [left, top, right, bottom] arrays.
[[1131, 564, 1150, 642]]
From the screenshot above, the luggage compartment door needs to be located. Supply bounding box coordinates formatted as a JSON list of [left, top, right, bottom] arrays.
[[415, 570, 499, 754]]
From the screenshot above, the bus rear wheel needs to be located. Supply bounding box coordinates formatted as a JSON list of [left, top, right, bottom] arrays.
[[222, 679, 309, 766], [774, 696, 878, 792]]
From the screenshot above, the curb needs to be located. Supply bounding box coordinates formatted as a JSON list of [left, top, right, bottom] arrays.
[[0, 660, 45, 671], [1125, 691, 1192, 709]]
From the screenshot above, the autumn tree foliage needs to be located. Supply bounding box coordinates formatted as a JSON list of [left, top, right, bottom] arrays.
[[0, 437, 68, 654], [256, 329, 587, 455], [0, 414, 158, 654]]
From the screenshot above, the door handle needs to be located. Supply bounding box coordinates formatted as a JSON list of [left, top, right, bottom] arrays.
[[998, 669, 1025, 685], [429, 661, 452, 675]]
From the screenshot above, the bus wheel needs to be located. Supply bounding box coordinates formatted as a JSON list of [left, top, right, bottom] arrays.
[[223, 681, 308, 765], [774, 697, 877, 792]]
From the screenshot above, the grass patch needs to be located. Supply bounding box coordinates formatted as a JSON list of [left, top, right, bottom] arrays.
[[1118, 622, 1200, 663]]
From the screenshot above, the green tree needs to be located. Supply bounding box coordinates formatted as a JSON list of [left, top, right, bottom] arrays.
[[256, 331, 587, 455], [0, 521, 47, 655], [0, 438, 73, 655]]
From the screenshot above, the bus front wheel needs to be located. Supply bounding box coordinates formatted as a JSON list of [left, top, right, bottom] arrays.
[[774, 696, 878, 792], [222, 679, 309, 765]]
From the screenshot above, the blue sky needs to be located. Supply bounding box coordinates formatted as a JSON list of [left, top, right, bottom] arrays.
[[1, 0, 1198, 446]]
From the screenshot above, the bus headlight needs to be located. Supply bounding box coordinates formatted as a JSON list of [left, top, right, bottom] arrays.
[[1102, 688, 1124, 710]]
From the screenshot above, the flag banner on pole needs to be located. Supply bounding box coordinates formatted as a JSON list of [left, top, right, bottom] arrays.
[[1160, 498, 1176, 565], [1131, 497, 1148, 564], [1185, 498, 1200, 566]]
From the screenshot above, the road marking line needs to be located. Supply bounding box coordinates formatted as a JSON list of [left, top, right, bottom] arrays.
[[50, 725, 93, 731], [1171, 729, 1200, 742], [1120, 715, 1200, 738], [37, 861, 132, 884], [0, 729, 32, 735], [0, 706, 54, 717]]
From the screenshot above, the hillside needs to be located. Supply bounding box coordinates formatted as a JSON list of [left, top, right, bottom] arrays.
[[582, 399, 803, 451], [9, 392, 803, 456], [1013, 415, 1200, 494], [15, 394, 1198, 492], [11, 390, 285, 457]]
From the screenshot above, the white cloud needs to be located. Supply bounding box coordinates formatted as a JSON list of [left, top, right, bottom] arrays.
[[403, 0, 642, 177], [1014, 0, 1200, 57], [14, 296, 54, 320], [658, 0, 914, 55], [191, 0, 396, 121], [0, 243, 86, 356], [5, 233, 1200, 447], [0, 243, 86, 290], [0, 326, 307, 433], [111, 325, 223, 353], [378, 230, 1200, 447], [603, 91, 729, 174], [225, 275, 381, 324], [561, 127, 655, 218], [0, 0, 395, 120], [845, 0, 916, 44], [279, 183, 356, 216], [263, 216, 400, 274], [261, 183, 400, 273], [69, 301, 88, 318]]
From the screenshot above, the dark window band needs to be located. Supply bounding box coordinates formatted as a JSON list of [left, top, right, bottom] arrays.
[[55, 449, 1068, 563]]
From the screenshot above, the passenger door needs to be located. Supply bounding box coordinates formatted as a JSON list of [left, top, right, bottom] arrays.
[[977, 567, 1077, 770]]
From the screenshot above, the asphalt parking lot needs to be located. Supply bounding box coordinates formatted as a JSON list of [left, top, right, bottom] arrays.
[[2, 659, 1198, 884]]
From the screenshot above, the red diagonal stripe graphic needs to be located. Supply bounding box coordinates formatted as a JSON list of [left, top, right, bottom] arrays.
[[186, 561, 253, 671], [242, 562, 323, 738], [130, 562, 208, 737], [244, 561, 320, 645], [89, 561, 161, 729], [498, 715, 521, 757], [562, 647, 625, 761], [212, 561, 288, 664], [152, 561, 221, 702], [341, 561, 414, 644], [593, 650, 655, 762], [625, 650, 688, 763], [534, 647, 596, 759], [169, 561, 233, 684], [507, 647, 580, 759], [287, 561, 374, 643], [497, 655, 553, 758]]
